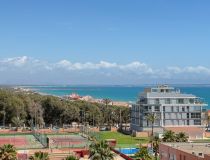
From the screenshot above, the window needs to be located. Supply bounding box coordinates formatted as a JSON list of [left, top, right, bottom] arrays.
[[193, 106, 201, 111], [148, 106, 152, 111], [155, 106, 160, 112], [165, 98, 171, 104], [178, 99, 184, 104], [182, 107, 185, 112], [168, 113, 171, 119], [155, 99, 160, 104], [140, 97, 146, 103], [187, 106, 189, 112], [194, 120, 201, 125], [176, 106, 179, 112], [187, 113, 189, 119], [171, 106, 174, 112], [163, 106, 165, 112], [189, 99, 194, 104], [187, 120, 189, 125], [191, 113, 201, 118], [146, 120, 149, 126]]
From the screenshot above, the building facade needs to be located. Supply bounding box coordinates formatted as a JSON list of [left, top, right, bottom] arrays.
[[131, 85, 207, 132]]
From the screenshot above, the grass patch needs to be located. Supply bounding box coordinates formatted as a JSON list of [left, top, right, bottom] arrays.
[[98, 131, 149, 148], [192, 138, 210, 143]]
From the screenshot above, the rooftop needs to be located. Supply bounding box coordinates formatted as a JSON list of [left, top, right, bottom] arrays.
[[162, 143, 210, 158], [146, 92, 196, 98]]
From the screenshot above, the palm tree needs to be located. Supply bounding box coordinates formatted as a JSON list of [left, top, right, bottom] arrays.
[[0, 144, 17, 160], [162, 130, 176, 142], [151, 136, 161, 160], [64, 155, 79, 160], [146, 113, 159, 137], [176, 132, 188, 142], [29, 151, 49, 160], [89, 140, 114, 160], [11, 116, 24, 131], [135, 146, 152, 160]]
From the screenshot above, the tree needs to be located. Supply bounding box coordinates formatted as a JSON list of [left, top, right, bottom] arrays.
[[102, 99, 112, 107], [146, 113, 159, 137], [176, 132, 188, 142], [151, 136, 160, 160], [102, 99, 112, 125], [89, 140, 114, 160], [64, 155, 79, 160], [26, 100, 44, 128], [29, 151, 49, 160], [162, 130, 176, 142], [135, 146, 152, 160], [11, 117, 24, 130], [0, 144, 17, 160]]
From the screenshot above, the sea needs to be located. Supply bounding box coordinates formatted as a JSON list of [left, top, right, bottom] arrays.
[[22, 85, 210, 109]]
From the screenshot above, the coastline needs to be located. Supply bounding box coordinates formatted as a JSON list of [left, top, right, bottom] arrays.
[[16, 86, 130, 107]]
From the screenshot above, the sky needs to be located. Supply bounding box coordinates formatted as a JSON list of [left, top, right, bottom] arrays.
[[0, 0, 210, 85]]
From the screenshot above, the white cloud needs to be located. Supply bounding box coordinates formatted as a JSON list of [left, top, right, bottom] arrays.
[[167, 66, 210, 75], [57, 60, 117, 70], [1, 56, 28, 66], [0, 56, 210, 84]]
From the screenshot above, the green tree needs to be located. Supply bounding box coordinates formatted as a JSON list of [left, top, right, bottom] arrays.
[[176, 132, 188, 142], [41, 97, 64, 125], [89, 140, 114, 160], [0, 144, 17, 160], [61, 103, 80, 124], [64, 155, 79, 160], [11, 117, 24, 130], [29, 151, 49, 160], [151, 136, 160, 160], [102, 99, 112, 125], [146, 113, 159, 137], [162, 130, 176, 142], [135, 146, 152, 160]]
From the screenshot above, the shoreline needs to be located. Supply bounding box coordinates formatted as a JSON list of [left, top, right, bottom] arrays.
[[16, 86, 131, 107]]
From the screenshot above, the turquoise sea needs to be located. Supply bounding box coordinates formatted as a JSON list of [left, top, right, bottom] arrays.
[[23, 85, 210, 108]]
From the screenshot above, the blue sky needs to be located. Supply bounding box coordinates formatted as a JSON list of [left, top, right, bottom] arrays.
[[0, 0, 210, 85]]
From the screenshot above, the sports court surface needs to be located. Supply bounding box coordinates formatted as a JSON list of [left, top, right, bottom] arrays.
[[0, 135, 43, 149], [47, 134, 89, 149]]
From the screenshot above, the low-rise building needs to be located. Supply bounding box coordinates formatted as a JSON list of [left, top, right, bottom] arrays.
[[159, 143, 210, 160]]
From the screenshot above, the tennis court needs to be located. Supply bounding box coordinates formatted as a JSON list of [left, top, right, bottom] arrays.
[[48, 134, 89, 149], [0, 135, 43, 149]]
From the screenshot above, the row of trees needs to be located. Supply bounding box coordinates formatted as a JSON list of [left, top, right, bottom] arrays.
[[0, 89, 130, 128]]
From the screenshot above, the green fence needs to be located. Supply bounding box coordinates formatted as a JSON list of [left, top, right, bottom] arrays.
[[32, 130, 48, 148]]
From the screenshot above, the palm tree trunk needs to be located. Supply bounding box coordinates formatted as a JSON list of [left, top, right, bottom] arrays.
[[151, 122, 154, 137]]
